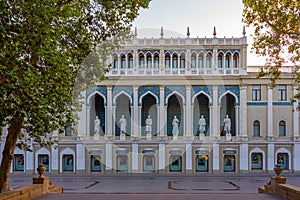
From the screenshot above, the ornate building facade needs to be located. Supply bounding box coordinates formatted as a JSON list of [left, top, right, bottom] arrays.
[[2, 28, 300, 174]]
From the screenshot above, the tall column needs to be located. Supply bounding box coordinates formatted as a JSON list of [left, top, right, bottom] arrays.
[[131, 106, 134, 136], [212, 86, 219, 139], [132, 144, 138, 173], [239, 85, 247, 140], [25, 142, 34, 174], [235, 106, 239, 138], [106, 86, 113, 137], [240, 144, 248, 173], [105, 143, 112, 173], [51, 145, 58, 174], [159, 144, 165, 173], [185, 86, 192, 137], [86, 105, 91, 137], [159, 86, 165, 137], [209, 106, 213, 136], [76, 143, 85, 174], [293, 85, 299, 139], [267, 85, 273, 139], [213, 144, 219, 173], [133, 86, 139, 138], [77, 91, 86, 137], [112, 106, 116, 137], [267, 143, 275, 172], [186, 144, 192, 173], [293, 143, 300, 172]]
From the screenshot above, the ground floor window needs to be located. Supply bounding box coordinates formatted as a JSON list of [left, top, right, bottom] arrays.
[[224, 155, 235, 172], [38, 154, 49, 171], [117, 155, 128, 172], [63, 154, 74, 171], [91, 155, 101, 172], [14, 154, 24, 171], [277, 153, 289, 170], [196, 155, 209, 172], [169, 155, 182, 172], [251, 153, 263, 170], [143, 155, 155, 172]]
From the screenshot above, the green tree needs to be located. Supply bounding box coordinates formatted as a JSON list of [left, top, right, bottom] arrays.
[[242, 0, 300, 103], [0, 0, 150, 192]]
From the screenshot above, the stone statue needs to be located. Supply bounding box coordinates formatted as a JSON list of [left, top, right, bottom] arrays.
[[145, 115, 152, 134], [223, 114, 231, 135], [119, 115, 127, 134], [94, 116, 100, 135], [172, 116, 179, 135], [198, 115, 206, 134]]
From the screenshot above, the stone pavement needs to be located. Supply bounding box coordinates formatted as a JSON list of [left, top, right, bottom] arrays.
[[10, 173, 299, 200]]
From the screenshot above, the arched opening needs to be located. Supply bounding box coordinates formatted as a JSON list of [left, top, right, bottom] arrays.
[[146, 53, 152, 68], [139, 54, 144, 68], [225, 54, 230, 68], [90, 93, 105, 136], [220, 93, 236, 136], [141, 94, 157, 136], [193, 94, 209, 136], [279, 120, 286, 136], [167, 94, 183, 136], [115, 94, 131, 136], [206, 53, 212, 68], [128, 53, 133, 69], [120, 54, 126, 69], [253, 120, 260, 136], [165, 53, 170, 68], [113, 54, 118, 68], [154, 53, 159, 68], [218, 53, 223, 68], [198, 53, 204, 68], [180, 53, 185, 68], [191, 53, 196, 68], [233, 53, 239, 68], [172, 54, 178, 68]]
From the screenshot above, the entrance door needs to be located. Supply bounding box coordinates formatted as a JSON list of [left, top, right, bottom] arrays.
[[117, 155, 128, 172], [224, 155, 235, 172]]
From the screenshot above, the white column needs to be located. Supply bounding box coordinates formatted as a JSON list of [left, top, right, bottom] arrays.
[[138, 106, 142, 137], [240, 144, 248, 172], [77, 91, 86, 136], [235, 106, 239, 138], [133, 86, 139, 137], [293, 86, 299, 139], [105, 143, 112, 171], [267, 85, 273, 139], [185, 144, 192, 171], [185, 86, 192, 137], [159, 86, 165, 136], [25, 142, 34, 172], [132, 144, 138, 172], [76, 143, 85, 171], [213, 144, 219, 172], [212, 86, 219, 138], [112, 106, 116, 136], [86, 105, 91, 137], [106, 86, 113, 136], [209, 106, 213, 136], [51, 146, 58, 172], [159, 144, 165, 171], [239, 85, 247, 139], [293, 143, 300, 171], [267, 143, 275, 171], [131, 106, 134, 136]]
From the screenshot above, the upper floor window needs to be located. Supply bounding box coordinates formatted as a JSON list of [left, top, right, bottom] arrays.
[[252, 85, 261, 101], [253, 120, 260, 136], [165, 54, 170, 68], [217, 53, 223, 68], [139, 54, 144, 68], [180, 54, 185, 68], [225, 54, 230, 68], [206, 54, 212, 68], [113, 56, 118, 69], [198, 54, 204, 68], [191, 54, 196, 68], [121, 54, 126, 69], [277, 85, 287, 101], [279, 120, 286, 136], [154, 54, 159, 68], [172, 54, 178, 68], [128, 54, 133, 69], [147, 54, 152, 68], [233, 53, 238, 68]]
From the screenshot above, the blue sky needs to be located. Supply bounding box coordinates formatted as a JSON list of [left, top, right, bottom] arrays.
[[132, 0, 266, 65]]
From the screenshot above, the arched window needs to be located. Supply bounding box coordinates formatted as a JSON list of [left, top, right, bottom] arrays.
[[225, 54, 230, 68], [172, 54, 178, 68], [279, 120, 286, 137], [113, 55, 118, 69], [121, 54, 126, 69], [218, 53, 223, 68], [180, 54, 185, 68], [253, 120, 260, 136], [154, 54, 159, 68], [139, 54, 144, 68], [128, 53, 133, 69], [191, 53, 196, 68], [147, 54, 152, 68], [233, 53, 238, 68], [198, 54, 204, 68], [165, 53, 170, 68], [206, 53, 212, 68]]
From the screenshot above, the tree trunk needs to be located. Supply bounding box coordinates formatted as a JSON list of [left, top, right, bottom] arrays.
[[0, 116, 23, 193]]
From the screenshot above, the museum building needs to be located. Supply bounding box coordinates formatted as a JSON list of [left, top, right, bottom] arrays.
[[2, 27, 300, 175]]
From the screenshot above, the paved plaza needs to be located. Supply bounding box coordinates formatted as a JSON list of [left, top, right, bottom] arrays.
[[9, 173, 300, 200]]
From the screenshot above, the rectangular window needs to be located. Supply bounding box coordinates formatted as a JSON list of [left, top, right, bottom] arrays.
[[251, 153, 263, 170], [91, 155, 101, 172], [169, 155, 182, 172], [196, 155, 209, 172], [117, 155, 128, 172], [143, 155, 155, 172], [252, 85, 261, 101], [223, 155, 235, 172], [277, 153, 288, 170], [63, 155, 74, 171], [277, 85, 287, 101], [14, 154, 24, 171], [38, 154, 49, 171]]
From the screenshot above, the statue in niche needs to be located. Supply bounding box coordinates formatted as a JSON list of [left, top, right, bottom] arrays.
[[223, 114, 231, 135], [119, 115, 127, 134], [145, 115, 152, 134], [172, 116, 179, 135], [198, 115, 206, 135], [94, 116, 100, 135]]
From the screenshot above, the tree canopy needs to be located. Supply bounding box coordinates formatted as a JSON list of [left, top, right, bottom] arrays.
[[242, 0, 300, 102], [0, 0, 150, 192]]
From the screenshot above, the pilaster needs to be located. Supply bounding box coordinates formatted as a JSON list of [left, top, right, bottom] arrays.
[[51, 145, 58, 174], [267, 85, 273, 139], [76, 143, 85, 174], [240, 144, 248, 173], [212, 86, 219, 138], [159, 86, 165, 137], [293, 85, 299, 139], [240, 85, 247, 139], [133, 86, 139, 137], [185, 144, 192, 173], [159, 144, 165, 173], [267, 143, 275, 172], [105, 143, 113, 173], [185, 86, 192, 137], [106, 86, 113, 137], [213, 144, 219, 173]]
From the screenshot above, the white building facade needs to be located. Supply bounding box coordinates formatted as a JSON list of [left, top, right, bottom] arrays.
[[2, 28, 300, 175]]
